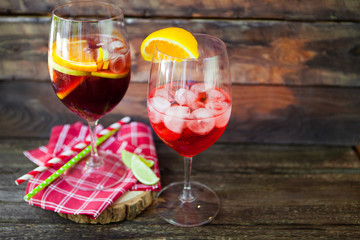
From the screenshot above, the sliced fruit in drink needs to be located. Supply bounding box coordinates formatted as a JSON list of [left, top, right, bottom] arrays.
[[54, 75, 87, 100], [121, 149, 154, 168], [52, 39, 99, 72], [96, 47, 109, 70], [131, 154, 159, 185], [91, 69, 129, 79], [96, 47, 105, 62], [49, 59, 90, 77], [187, 108, 215, 135], [102, 49, 110, 69], [164, 106, 190, 134], [140, 27, 199, 61]]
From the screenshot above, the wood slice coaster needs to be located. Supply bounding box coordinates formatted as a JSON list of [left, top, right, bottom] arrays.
[[58, 191, 156, 224]]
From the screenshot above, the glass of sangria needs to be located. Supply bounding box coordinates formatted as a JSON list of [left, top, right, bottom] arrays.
[[148, 33, 232, 227], [48, 2, 131, 190]]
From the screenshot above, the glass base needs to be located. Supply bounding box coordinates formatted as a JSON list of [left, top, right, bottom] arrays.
[[154, 181, 220, 227], [63, 151, 126, 191]]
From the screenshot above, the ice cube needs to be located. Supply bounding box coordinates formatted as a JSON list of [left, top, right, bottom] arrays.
[[174, 88, 187, 105], [186, 108, 215, 135], [168, 81, 189, 92], [164, 106, 190, 134], [109, 54, 126, 73], [206, 89, 226, 103], [174, 88, 197, 106], [188, 100, 205, 110], [109, 41, 124, 52], [86, 36, 101, 49], [205, 101, 231, 128], [148, 96, 171, 124], [155, 88, 173, 102], [190, 83, 207, 99], [214, 105, 231, 128], [166, 82, 188, 102]]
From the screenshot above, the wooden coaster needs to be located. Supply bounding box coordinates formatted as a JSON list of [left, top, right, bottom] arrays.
[[58, 191, 156, 224]]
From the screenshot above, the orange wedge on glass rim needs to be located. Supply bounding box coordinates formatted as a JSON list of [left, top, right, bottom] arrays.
[[140, 27, 199, 61]]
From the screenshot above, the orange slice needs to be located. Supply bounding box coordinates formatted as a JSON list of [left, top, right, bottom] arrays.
[[55, 75, 87, 100], [140, 27, 199, 61], [52, 39, 98, 72], [49, 58, 90, 77]]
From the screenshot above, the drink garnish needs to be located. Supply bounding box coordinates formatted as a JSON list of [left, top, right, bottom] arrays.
[[91, 69, 129, 79], [140, 27, 199, 61], [50, 37, 130, 100], [130, 154, 159, 185], [121, 149, 154, 168], [52, 39, 99, 72], [49, 59, 90, 77]]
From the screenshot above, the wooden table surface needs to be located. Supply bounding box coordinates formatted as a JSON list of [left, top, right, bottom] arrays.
[[1, 1, 360, 239]]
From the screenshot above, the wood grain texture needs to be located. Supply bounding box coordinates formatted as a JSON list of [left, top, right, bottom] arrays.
[[1, 81, 360, 146], [0, 18, 359, 86], [58, 191, 156, 224], [1, 0, 359, 238], [1, 139, 359, 238], [1, 0, 360, 21]]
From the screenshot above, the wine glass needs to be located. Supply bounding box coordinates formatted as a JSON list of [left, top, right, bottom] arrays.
[[147, 33, 232, 227], [48, 2, 131, 190]]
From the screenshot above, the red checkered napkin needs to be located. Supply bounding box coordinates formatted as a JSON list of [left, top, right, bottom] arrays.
[[24, 121, 161, 219]]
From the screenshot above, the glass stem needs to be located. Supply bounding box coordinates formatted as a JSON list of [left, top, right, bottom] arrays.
[[86, 120, 102, 169], [180, 156, 195, 202]]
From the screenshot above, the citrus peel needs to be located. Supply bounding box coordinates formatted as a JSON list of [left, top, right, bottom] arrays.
[[140, 27, 199, 61]]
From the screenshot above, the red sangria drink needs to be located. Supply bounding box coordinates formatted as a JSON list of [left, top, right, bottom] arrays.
[[49, 35, 131, 121], [48, 2, 131, 191], [148, 83, 231, 157]]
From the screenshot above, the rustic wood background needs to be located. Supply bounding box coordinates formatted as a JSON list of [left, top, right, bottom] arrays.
[[1, 0, 360, 146], [1, 0, 360, 239]]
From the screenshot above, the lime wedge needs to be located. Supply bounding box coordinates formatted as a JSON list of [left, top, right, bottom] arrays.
[[102, 49, 109, 69], [103, 48, 109, 61], [121, 149, 154, 168], [131, 155, 159, 185]]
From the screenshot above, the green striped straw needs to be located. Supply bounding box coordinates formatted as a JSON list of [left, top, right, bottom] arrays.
[[24, 117, 130, 201]]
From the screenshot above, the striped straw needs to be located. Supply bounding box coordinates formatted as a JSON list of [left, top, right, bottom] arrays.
[[22, 116, 130, 201], [15, 142, 87, 185], [15, 116, 130, 185]]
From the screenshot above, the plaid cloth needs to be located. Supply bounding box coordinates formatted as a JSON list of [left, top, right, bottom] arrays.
[[23, 121, 161, 219]]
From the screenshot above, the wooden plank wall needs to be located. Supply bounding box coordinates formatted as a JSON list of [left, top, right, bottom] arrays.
[[1, 0, 360, 146]]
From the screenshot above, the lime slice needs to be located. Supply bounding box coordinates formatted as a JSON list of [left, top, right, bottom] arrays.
[[91, 69, 129, 79], [131, 155, 159, 185], [103, 48, 109, 61], [121, 149, 154, 168], [101, 49, 110, 69], [49, 59, 90, 76]]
